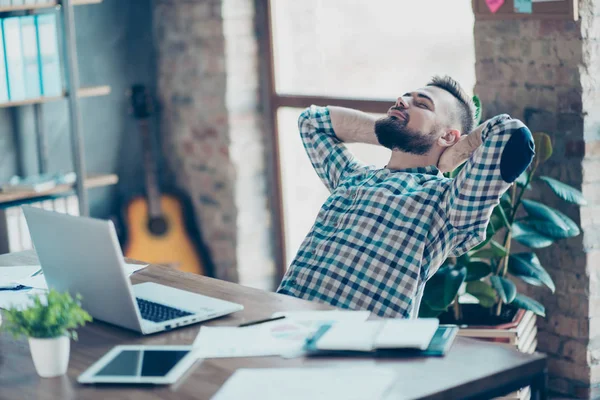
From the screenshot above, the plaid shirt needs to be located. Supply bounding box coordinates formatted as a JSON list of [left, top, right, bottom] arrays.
[[277, 105, 534, 318]]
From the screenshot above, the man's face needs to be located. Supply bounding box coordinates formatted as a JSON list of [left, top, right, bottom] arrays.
[[375, 86, 459, 154]]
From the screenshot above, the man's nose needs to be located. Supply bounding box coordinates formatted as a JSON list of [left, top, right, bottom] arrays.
[[395, 97, 408, 109]]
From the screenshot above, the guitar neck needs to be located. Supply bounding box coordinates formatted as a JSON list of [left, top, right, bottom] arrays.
[[138, 119, 162, 217]]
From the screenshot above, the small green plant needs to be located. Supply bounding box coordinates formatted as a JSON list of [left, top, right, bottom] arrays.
[[419, 95, 586, 321], [2, 289, 92, 340]]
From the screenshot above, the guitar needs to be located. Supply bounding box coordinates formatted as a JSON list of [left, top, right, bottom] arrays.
[[121, 84, 214, 276]]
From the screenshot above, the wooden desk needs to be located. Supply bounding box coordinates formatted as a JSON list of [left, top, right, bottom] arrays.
[[0, 251, 547, 400]]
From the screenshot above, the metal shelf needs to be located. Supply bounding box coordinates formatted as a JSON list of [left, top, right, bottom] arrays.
[[0, 173, 118, 206], [0, 0, 102, 13], [0, 85, 111, 109], [0, 0, 105, 216]]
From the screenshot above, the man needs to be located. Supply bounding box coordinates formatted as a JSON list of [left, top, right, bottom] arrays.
[[276, 75, 535, 318]]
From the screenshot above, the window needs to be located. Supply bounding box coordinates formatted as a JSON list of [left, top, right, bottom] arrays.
[[263, 0, 476, 278]]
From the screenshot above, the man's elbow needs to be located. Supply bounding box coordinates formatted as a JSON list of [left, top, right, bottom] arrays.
[[499, 125, 535, 183], [298, 105, 323, 130]]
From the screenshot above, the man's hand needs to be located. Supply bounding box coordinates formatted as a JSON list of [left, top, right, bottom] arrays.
[[437, 123, 485, 174]]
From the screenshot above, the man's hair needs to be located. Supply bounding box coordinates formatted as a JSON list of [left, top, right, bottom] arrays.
[[426, 75, 475, 135]]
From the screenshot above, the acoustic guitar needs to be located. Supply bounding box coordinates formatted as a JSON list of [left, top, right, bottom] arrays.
[[121, 84, 214, 276]]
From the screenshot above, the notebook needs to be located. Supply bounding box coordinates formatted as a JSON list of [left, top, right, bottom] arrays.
[[304, 319, 458, 357]]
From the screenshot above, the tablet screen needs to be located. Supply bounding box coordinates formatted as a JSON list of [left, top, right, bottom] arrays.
[[94, 349, 189, 377]]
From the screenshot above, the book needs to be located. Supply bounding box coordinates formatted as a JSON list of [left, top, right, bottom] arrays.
[[3, 17, 26, 101], [36, 14, 62, 97], [303, 320, 458, 357], [0, 21, 9, 102], [20, 16, 42, 98]]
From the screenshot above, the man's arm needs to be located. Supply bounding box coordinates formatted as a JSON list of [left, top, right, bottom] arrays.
[[298, 105, 374, 192], [441, 114, 535, 255], [328, 106, 379, 145]]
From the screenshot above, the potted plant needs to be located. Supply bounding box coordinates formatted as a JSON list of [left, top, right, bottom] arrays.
[[2, 289, 92, 378], [419, 96, 586, 354]]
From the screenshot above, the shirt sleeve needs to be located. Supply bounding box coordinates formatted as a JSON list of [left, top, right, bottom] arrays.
[[298, 105, 365, 192], [444, 114, 535, 256]]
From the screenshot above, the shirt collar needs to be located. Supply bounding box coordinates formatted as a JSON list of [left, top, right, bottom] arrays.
[[385, 165, 442, 176]]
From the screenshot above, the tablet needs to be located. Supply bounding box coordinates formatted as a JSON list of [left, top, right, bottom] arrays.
[[78, 345, 198, 385]]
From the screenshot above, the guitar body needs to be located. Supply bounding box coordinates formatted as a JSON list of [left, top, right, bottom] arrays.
[[118, 84, 215, 277], [123, 194, 206, 275]]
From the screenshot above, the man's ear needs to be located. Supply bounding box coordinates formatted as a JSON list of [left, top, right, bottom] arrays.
[[438, 129, 461, 148]]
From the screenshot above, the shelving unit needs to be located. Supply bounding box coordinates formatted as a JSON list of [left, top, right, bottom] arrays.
[[0, 0, 102, 13], [0, 0, 111, 215], [0, 85, 110, 108], [0, 173, 117, 205]]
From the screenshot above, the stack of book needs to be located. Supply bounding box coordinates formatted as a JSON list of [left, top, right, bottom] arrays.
[[457, 309, 537, 400], [0, 13, 62, 103], [457, 310, 538, 354]]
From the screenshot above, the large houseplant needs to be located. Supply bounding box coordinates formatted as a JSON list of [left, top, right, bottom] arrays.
[[2, 289, 92, 378], [419, 97, 586, 326]]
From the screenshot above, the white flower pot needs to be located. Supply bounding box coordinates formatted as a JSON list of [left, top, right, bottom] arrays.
[[28, 336, 70, 378]]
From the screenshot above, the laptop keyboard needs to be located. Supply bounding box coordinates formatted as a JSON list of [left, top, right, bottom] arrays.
[[136, 298, 193, 323]]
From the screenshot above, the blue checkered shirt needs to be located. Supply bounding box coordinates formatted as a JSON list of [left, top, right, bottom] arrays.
[[277, 105, 533, 318]]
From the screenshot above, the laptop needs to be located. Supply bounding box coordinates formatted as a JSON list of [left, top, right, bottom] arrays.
[[22, 206, 244, 335]]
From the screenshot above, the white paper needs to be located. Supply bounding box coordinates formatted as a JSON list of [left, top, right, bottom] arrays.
[[194, 326, 296, 358], [12, 263, 148, 290], [193, 310, 372, 359], [124, 263, 148, 275], [15, 274, 48, 290], [271, 310, 371, 323], [375, 318, 439, 350], [0, 266, 40, 289], [316, 321, 382, 351], [0, 263, 148, 309], [0, 288, 47, 310], [211, 367, 397, 400]]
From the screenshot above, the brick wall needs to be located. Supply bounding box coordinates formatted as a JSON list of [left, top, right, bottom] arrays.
[[223, 0, 275, 289], [153, 0, 274, 287], [474, 2, 600, 397]]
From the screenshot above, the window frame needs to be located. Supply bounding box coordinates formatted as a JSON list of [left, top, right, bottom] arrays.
[[256, 0, 395, 284]]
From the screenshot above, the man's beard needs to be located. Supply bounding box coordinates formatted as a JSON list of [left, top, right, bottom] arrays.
[[375, 113, 437, 155]]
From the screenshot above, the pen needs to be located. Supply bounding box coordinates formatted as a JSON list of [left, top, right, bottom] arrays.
[[238, 315, 286, 327]]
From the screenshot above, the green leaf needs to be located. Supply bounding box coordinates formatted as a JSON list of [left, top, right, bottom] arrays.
[[471, 240, 508, 259], [490, 276, 517, 303], [457, 253, 471, 266], [492, 205, 511, 229], [449, 161, 466, 179], [501, 191, 512, 207], [508, 253, 555, 293], [1, 289, 91, 340], [510, 293, 545, 317], [466, 261, 492, 281], [521, 199, 569, 231], [466, 281, 497, 308], [552, 207, 581, 238], [515, 171, 532, 190], [422, 265, 466, 311], [529, 219, 571, 239], [512, 221, 554, 249], [473, 95, 482, 125], [418, 302, 443, 318], [538, 176, 587, 206], [532, 132, 553, 164]]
